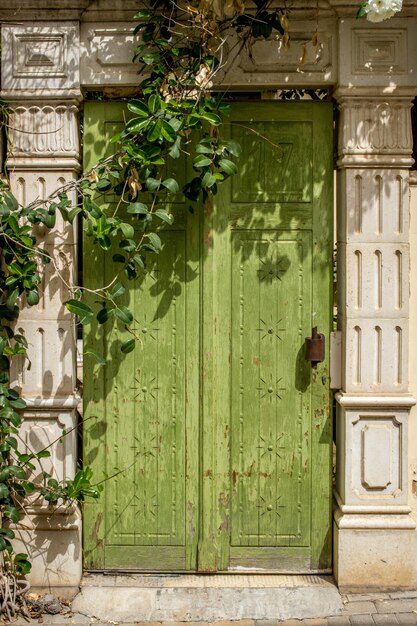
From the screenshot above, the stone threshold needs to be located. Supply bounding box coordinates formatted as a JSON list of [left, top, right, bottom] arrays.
[[71, 574, 343, 623]]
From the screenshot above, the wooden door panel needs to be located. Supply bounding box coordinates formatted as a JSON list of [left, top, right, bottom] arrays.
[[83, 103, 200, 570], [230, 232, 311, 550]]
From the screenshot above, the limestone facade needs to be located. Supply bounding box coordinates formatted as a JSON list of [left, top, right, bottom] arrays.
[[1, 0, 417, 595]]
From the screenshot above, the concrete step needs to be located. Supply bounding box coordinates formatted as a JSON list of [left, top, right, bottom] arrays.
[[72, 574, 343, 623]]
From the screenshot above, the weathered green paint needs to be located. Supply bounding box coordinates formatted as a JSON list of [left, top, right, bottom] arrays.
[[83, 101, 333, 573]]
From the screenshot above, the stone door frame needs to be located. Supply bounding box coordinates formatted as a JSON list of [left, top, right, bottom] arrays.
[[2, 1, 417, 594]]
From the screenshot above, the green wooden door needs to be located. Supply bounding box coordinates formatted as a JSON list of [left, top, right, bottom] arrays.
[[83, 101, 333, 573]]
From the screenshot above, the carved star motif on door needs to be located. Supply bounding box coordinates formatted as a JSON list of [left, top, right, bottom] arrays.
[[257, 494, 286, 518], [131, 314, 159, 344], [131, 373, 159, 401], [257, 256, 290, 282], [257, 374, 286, 402], [258, 433, 286, 459], [257, 316, 285, 342]]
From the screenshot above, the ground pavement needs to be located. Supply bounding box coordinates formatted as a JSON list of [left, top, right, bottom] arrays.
[[11, 590, 417, 626]]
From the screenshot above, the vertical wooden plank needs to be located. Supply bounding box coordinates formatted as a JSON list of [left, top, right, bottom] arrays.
[[83, 101, 108, 569], [83, 102, 200, 571], [310, 102, 333, 571]]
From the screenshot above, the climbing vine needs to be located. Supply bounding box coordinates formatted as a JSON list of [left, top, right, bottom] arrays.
[[0, 0, 403, 617]]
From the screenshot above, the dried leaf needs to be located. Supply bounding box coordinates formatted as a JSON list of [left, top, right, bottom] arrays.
[[128, 168, 141, 199], [299, 44, 308, 65], [280, 13, 289, 31], [89, 170, 99, 183], [282, 32, 290, 48]]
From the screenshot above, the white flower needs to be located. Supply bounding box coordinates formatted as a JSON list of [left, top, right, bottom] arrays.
[[365, 0, 402, 22]]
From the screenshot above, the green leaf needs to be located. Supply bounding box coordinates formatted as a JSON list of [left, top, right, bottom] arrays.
[[168, 136, 181, 159], [65, 299, 94, 325], [20, 235, 34, 247], [13, 554, 31, 575], [142, 52, 161, 65], [115, 306, 133, 325], [68, 207, 82, 223], [109, 281, 126, 299], [112, 253, 126, 263], [219, 159, 238, 176], [126, 118, 150, 133], [160, 120, 177, 143], [162, 178, 179, 193], [96, 178, 112, 192], [36, 450, 51, 459], [146, 178, 161, 191], [84, 348, 106, 365], [134, 9, 152, 19], [0, 537, 10, 552], [193, 155, 212, 168], [201, 171, 217, 188], [147, 120, 163, 142], [196, 143, 214, 155], [133, 254, 145, 269], [200, 111, 221, 126], [96, 307, 114, 324], [127, 202, 148, 215], [27, 289, 40, 306], [0, 483, 9, 499], [148, 94, 161, 113], [3, 191, 18, 211], [6, 288, 19, 308], [146, 232, 162, 252], [121, 339, 135, 354], [120, 222, 135, 239], [222, 139, 242, 157], [127, 99, 149, 117], [155, 209, 174, 225], [9, 398, 26, 409], [119, 239, 136, 252]]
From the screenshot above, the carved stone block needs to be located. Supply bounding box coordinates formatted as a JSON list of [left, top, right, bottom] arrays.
[[338, 99, 413, 160], [219, 20, 336, 87], [2, 23, 80, 93], [10, 320, 77, 397], [8, 103, 80, 161], [19, 408, 78, 489], [338, 18, 417, 88], [80, 23, 139, 86], [343, 243, 409, 319], [337, 168, 410, 244], [336, 400, 410, 507], [343, 318, 409, 393]]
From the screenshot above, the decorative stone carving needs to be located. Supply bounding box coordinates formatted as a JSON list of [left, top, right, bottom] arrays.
[[352, 29, 407, 75], [80, 20, 336, 88], [338, 18, 417, 89], [335, 396, 414, 510], [80, 23, 139, 86], [2, 23, 80, 93], [19, 406, 78, 488], [219, 21, 336, 87], [338, 99, 413, 164], [8, 103, 80, 160], [342, 319, 408, 393], [337, 169, 410, 244], [10, 320, 76, 398]]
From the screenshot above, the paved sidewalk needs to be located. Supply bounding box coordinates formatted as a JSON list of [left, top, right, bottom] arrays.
[[10, 591, 417, 625]]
